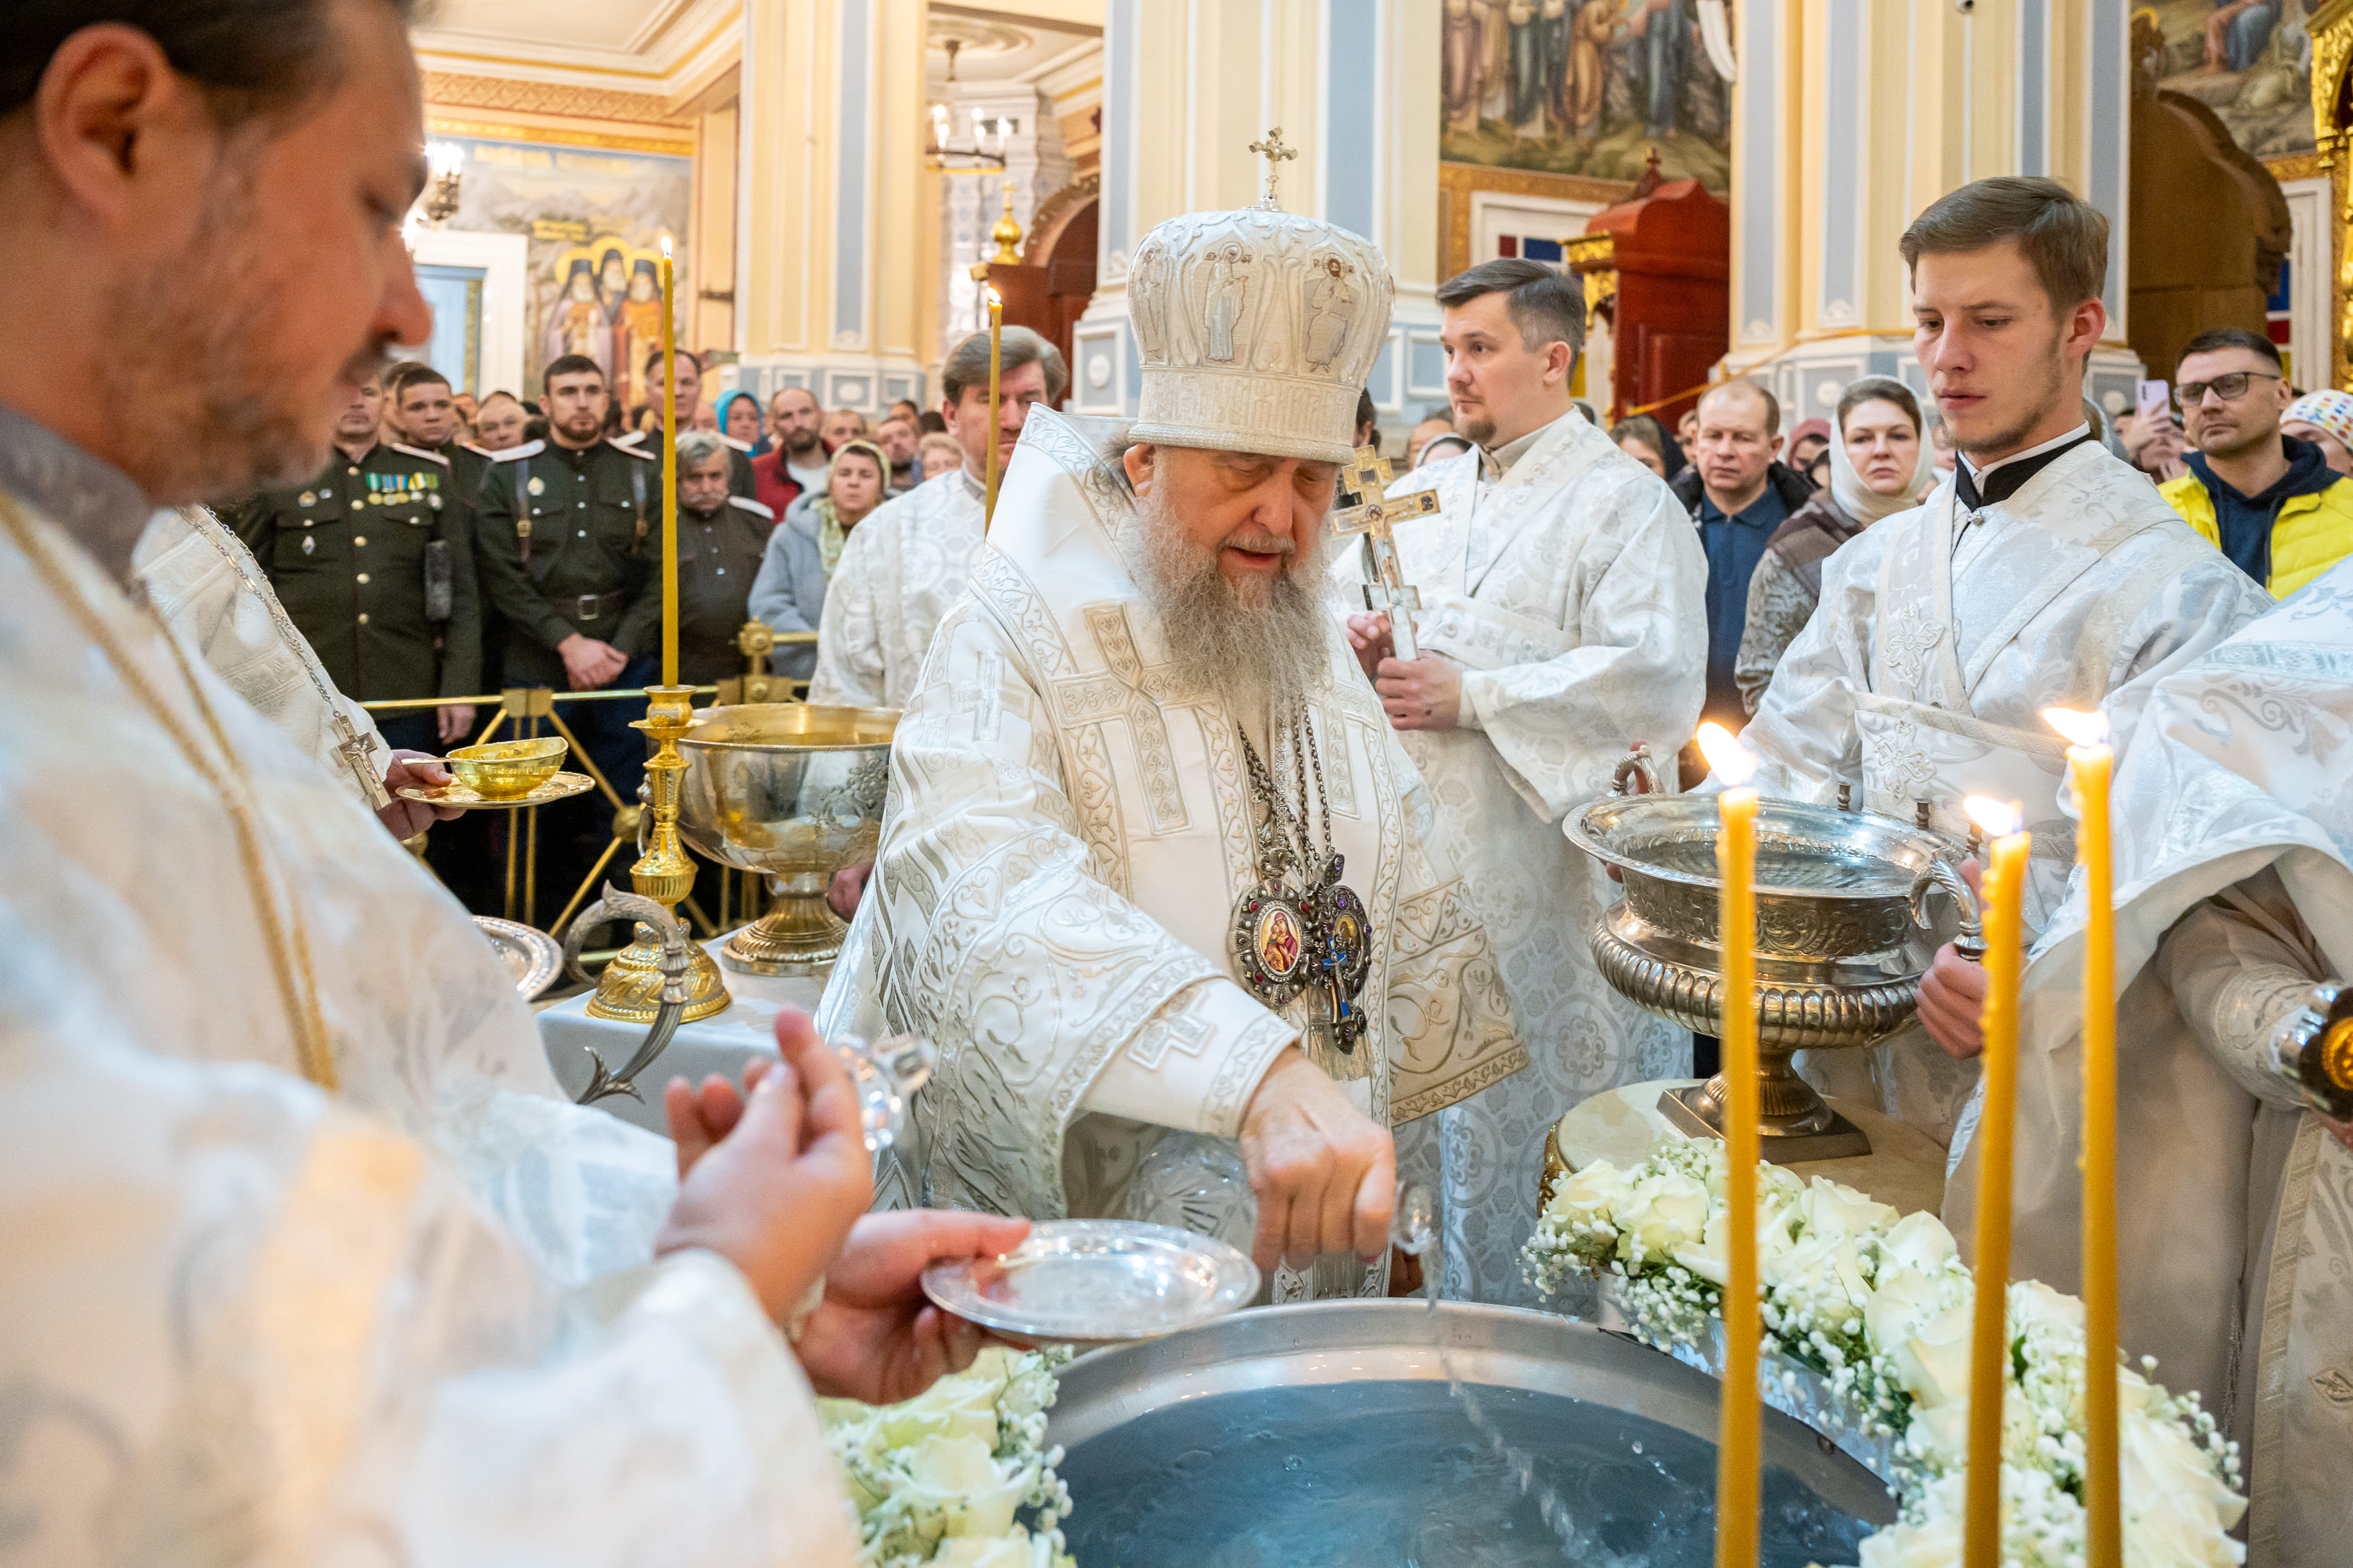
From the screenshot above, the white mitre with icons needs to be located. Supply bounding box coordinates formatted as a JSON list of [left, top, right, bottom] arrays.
[[1124, 188, 1394, 465]]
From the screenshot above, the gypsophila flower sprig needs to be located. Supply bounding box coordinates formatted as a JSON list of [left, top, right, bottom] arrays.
[[1521, 1140, 2247, 1568], [820, 1344, 1078, 1568]]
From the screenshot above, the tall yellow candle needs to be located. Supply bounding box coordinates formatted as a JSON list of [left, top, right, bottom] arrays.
[[1696, 721, 1760, 1568], [2046, 707, 2120, 1568], [657, 235, 679, 688], [1962, 796, 2031, 1568], [984, 284, 1004, 528]]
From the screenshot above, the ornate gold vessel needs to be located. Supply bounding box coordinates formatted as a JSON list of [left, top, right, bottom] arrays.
[[677, 703, 898, 974], [1566, 759, 1979, 1163]]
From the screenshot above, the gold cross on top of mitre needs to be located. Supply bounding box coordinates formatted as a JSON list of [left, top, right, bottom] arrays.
[[1332, 446, 1439, 538], [1249, 127, 1298, 210]]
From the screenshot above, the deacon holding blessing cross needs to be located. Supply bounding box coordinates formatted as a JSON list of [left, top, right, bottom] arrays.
[[1335, 257, 1709, 1304], [820, 183, 1527, 1303]]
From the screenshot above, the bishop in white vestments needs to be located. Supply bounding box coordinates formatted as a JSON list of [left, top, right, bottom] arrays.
[[821, 206, 1527, 1301], [1336, 259, 1707, 1303], [810, 327, 1066, 708], [1731, 179, 2271, 1147], [1945, 561, 2353, 1567]]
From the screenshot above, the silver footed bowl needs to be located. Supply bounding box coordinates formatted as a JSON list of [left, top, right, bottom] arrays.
[[1567, 789, 1980, 1153], [676, 703, 898, 975]]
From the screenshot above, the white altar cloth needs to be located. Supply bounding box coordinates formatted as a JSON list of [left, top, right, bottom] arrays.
[[538, 938, 826, 1137]]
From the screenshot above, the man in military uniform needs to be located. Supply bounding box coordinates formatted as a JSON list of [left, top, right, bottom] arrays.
[[227, 372, 480, 755], [385, 362, 496, 511], [614, 347, 756, 499], [387, 362, 509, 692], [657, 430, 776, 684], [473, 352, 659, 804]]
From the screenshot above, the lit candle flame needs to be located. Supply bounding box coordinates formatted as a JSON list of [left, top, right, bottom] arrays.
[[660, 233, 674, 259], [1964, 795, 2025, 838], [2041, 706, 2109, 749], [1694, 721, 1757, 787], [987, 284, 1002, 310]]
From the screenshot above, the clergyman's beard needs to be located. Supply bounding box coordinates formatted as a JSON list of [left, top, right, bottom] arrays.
[[102, 161, 387, 503], [1128, 483, 1332, 723]]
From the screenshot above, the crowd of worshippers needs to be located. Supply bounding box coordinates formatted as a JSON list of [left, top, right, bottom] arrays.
[[214, 335, 1016, 906], [224, 293, 2353, 924]]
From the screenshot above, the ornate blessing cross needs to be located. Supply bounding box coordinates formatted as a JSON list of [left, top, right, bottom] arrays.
[[1249, 127, 1298, 210], [1332, 445, 1439, 660]]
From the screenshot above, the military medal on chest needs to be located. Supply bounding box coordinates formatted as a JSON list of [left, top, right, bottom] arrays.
[[1230, 712, 1372, 1065]]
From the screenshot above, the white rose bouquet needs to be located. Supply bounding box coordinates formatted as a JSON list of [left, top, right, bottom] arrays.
[[820, 1346, 1077, 1568], [1523, 1141, 2246, 1568]]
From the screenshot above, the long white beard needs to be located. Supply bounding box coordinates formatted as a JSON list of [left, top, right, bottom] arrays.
[[1127, 483, 1333, 724]]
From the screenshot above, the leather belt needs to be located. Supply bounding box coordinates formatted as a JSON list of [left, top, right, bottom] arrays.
[[563, 590, 627, 623]]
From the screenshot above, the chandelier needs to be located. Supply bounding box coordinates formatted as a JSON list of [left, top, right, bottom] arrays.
[[924, 39, 1007, 173]]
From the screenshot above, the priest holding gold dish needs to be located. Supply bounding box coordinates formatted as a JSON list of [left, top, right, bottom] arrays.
[[819, 194, 1527, 1301]]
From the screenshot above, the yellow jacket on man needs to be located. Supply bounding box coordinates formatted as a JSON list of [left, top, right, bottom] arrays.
[[2161, 442, 2353, 597]]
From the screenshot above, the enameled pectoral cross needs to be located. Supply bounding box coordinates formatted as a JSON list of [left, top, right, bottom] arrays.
[[1332, 444, 1439, 661]]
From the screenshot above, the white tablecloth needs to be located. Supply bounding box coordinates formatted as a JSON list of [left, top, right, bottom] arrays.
[[538, 938, 828, 1137]]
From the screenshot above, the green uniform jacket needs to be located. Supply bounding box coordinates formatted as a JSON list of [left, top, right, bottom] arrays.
[[443, 440, 498, 513], [227, 440, 481, 700], [473, 436, 658, 689], [673, 495, 779, 685]]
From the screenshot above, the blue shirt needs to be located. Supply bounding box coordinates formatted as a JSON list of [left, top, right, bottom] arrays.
[[1698, 485, 1790, 724]]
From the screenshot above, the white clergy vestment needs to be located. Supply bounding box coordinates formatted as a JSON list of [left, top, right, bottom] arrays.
[[809, 466, 986, 708], [1737, 441, 2270, 1145], [1346, 407, 1707, 1303], [819, 409, 1527, 1302], [0, 446, 857, 1566], [1946, 563, 2353, 1566], [132, 503, 390, 810]]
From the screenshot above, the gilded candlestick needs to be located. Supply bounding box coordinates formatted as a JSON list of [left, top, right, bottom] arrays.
[[590, 235, 727, 1024]]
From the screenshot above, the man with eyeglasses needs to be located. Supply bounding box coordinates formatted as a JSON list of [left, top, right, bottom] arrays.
[[2161, 327, 2353, 597]]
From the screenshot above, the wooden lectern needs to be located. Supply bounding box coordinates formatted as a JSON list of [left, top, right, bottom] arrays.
[[1566, 163, 1730, 429]]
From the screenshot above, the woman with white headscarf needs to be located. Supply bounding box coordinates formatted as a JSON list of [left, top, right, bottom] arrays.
[[1733, 376, 1933, 713]]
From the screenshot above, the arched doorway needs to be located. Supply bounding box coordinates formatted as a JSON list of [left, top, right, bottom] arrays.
[[1015, 177, 1098, 376]]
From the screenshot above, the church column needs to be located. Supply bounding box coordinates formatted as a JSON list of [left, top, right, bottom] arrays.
[[730, 0, 932, 417], [1073, 0, 1447, 426], [1728, 0, 2139, 423]]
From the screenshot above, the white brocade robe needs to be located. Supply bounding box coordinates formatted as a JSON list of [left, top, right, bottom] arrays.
[[132, 504, 391, 810], [1946, 563, 2353, 1567], [810, 466, 986, 708], [1346, 409, 1707, 1303], [1737, 442, 2271, 1145], [0, 489, 856, 1567], [819, 410, 1527, 1302]]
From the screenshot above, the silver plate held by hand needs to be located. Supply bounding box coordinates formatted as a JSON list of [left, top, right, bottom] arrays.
[[921, 1219, 1260, 1347]]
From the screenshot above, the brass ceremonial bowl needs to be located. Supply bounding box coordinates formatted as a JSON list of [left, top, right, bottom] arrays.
[[676, 703, 898, 975], [446, 735, 569, 798], [1566, 790, 1979, 1162]]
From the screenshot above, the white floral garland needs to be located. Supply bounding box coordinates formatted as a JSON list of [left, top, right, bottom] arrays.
[[1522, 1140, 2247, 1568], [820, 1346, 1078, 1568]]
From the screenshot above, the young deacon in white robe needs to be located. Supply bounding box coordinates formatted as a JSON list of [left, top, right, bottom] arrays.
[[1940, 563, 2353, 1566], [820, 206, 1527, 1302], [809, 327, 1065, 708], [1334, 259, 1706, 1303], [0, 11, 1017, 1561], [1728, 178, 2269, 1147]]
